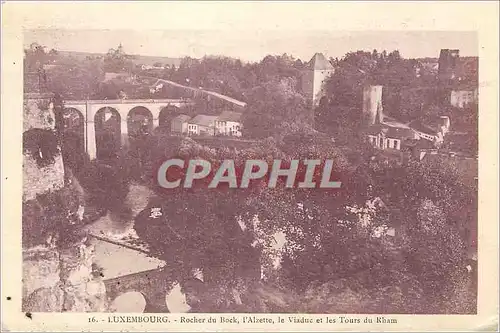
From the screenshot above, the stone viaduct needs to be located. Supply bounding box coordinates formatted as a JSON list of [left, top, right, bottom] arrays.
[[63, 98, 193, 160]]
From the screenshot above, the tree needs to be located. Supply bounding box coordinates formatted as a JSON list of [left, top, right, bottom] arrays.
[[103, 44, 134, 73], [48, 48, 59, 58], [242, 77, 310, 139], [24, 43, 48, 71], [129, 122, 477, 313], [47, 57, 104, 99]]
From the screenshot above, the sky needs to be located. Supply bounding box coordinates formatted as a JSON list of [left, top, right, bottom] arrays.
[[24, 29, 478, 63]]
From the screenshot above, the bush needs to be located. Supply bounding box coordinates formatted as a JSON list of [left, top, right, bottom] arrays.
[[23, 129, 60, 168], [22, 186, 82, 248]]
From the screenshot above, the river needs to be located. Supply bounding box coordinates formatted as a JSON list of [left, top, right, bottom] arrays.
[[84, 182, 192, 312]]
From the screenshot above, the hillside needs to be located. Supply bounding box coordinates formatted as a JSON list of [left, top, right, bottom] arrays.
[[57, 50, 183, 67]]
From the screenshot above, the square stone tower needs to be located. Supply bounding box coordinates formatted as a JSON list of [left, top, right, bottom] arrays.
[[438, 49, 460, 81], [301, 53, 335, 107], [362, 85, 384, 126]]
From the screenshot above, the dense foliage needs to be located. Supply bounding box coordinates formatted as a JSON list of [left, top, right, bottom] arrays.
[[127, 126, 477, 313], [22, 184, 83, 249], [23, 128, 61, 168]]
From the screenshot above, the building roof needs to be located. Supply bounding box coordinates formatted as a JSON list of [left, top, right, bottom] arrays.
[[103, 72, 132, 82], [306, 53, 334, 71], [385, 127, 416, 139], [365, 124, 386, 136], [408, 120, 440, 135], [217, 111, 243, 122], [189, 115, 219, 127], [172, 114, 191, 123], [366, 124, 415, 140], [382, 118, 411, 129]]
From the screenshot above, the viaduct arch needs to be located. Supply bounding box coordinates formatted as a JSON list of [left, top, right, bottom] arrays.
[[104, 267, 175, 313], [62, 98, 193, 160]]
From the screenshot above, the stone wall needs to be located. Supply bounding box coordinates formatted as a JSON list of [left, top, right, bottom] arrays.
[[22, 93, 108, 312], [23, 93, 65, 201], [23, 94, 57, 132], [22, 240, 108, 312], [59, 239, 108, 312], [23, 153, 65, 202], [22, 246, 60, 299]]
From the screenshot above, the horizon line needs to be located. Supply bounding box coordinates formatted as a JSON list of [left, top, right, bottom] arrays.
[[38, 47, 479, 63]]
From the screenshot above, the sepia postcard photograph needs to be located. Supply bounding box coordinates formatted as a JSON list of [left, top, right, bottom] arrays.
[[1, 1, 499, 332]]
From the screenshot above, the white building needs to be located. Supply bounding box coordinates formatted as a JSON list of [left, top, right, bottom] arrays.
[[187, 115, 219, 136], [102, 72, 135, 83], [366, 125, 418, 150], [171, 114, 191, 134], [301, 53, 335, 107], [215, 111, 243, 137], [450, 89, 478, 108], [408, 118, 450, 145]]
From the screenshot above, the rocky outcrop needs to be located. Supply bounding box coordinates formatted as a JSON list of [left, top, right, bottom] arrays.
[[23, 94, 57, 132], [22, 93, 108, 312], [59, 239, 108, 312], [23, 246, 60, 299], [23, 284, 64, 312], [23, 94, 65, 202], [23, 153, 65, 202], [22, 240, 108, 313]]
